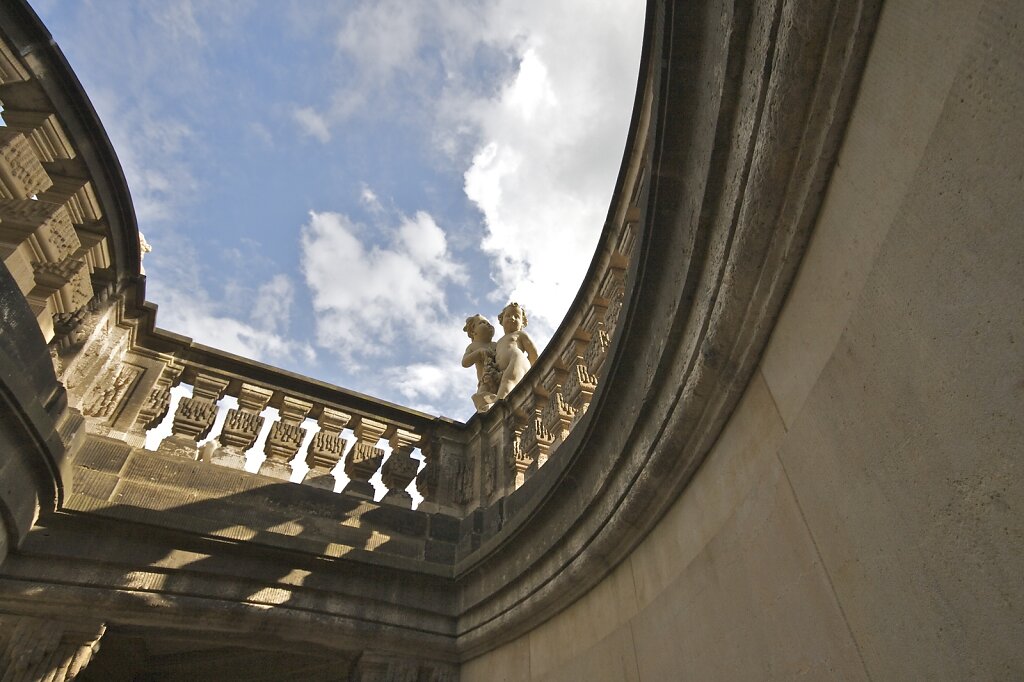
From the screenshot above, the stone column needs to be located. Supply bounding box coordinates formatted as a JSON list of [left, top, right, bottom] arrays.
[[380, 428, 421, 508], [0, 615, 105, 682], [157, 373, 229, 459], [260, 396, 312, 480], [343, 417, 387, 500], [303, 407, 351, 490], [212, 383, 273, 470]]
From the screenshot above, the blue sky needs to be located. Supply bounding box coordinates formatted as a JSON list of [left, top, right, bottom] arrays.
[[34, 0, 645, 421]]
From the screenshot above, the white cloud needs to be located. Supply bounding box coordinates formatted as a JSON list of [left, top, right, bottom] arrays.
[[294, 0, 644, 342], [360, 184, 383, 212], [301, 209, 467, 355], [459, 0, 644, 340], [251, 274, 296, 334], [292, 106, 332, 143], [300, 208, 477, 415], [157, 284, 316, 365]]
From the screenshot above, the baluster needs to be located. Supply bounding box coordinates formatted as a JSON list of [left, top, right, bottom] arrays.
[[156, 373, 228, 459], [343, 417, 387, 500], [540, 357, 575, 449], [380, 428, 421, 508], [502, 390, 531, 487], [260, 396, 312, 479], [127, 357, 183, 448], [212, 383, 273, 470], [566, 307, 604, 421], [304, 407, 351, 489], [512, 426, 531, 489], [519, 387, 553, 475], [598, 265, 626, 336]]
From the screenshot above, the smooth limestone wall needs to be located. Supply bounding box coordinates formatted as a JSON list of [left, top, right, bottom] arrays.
[[461, 0, 1023, 679]]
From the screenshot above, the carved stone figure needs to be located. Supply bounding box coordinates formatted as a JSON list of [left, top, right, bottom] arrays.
[[495, 302, 538, 399], [138, 231, 152, 275], [462, 314, 501, 412]]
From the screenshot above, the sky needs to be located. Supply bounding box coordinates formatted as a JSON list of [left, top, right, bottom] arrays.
[[33, 0, 646, 421]]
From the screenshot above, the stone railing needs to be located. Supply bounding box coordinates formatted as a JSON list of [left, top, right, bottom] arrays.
[[0, 0, 650, 522], [0, 51, 117, 344], [52, 296, 472, 513]]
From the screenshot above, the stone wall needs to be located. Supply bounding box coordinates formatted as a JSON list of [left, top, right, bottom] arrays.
[[461, 0, 1024, 678]]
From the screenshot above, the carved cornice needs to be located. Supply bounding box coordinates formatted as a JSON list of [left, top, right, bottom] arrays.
[[0, 1, 140, 286]]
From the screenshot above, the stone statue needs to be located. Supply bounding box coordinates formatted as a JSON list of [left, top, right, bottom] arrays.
[[138, 231, 152, 275], [462, 314, 501, 412], [495, 302, 538, 399]]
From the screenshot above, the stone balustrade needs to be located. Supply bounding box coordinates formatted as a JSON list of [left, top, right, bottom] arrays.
[[69, 344, 465, 511], [0, 12, 646, 522]]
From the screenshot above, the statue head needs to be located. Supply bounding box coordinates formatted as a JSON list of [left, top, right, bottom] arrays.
[[498, 302, 528, 333], [464, 314, 495, 341]]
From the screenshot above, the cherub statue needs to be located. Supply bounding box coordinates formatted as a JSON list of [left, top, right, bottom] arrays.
[[462, 314, 501, 412], [495, 302, 538, 399]]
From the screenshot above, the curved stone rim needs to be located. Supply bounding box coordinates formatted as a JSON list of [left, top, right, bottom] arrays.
[[452, 0, 882, 658]]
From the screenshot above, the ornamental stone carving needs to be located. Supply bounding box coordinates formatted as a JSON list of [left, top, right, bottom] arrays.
[[157, 373, 229, 459], [129, 357, 184, 448], [261, 396, 312, 479], [81, 364, 141, 421], [1, 109, 75, 162], [304, 407, 351, 489], [213, 383, 273, 470], [38, 174, 102, 226], [380, 428, 421, 507], [0, 128, 52, 199], [343, 417, 387, 499]]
